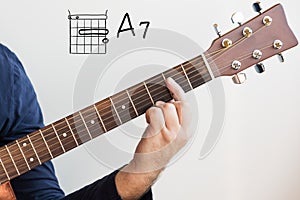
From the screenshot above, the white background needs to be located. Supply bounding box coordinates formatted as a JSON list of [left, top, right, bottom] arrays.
[[0, 0, 299, 199]]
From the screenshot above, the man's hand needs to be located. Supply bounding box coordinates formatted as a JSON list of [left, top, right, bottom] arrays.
[[115, 77, 192, 200]]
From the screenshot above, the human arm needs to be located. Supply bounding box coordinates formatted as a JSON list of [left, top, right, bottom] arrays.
[[115, 77, 191, 200]]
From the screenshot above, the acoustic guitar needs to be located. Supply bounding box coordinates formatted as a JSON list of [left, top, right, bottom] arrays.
[[0, 3, 297, 199]]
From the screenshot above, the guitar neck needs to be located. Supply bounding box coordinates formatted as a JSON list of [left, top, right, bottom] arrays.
[[0, 53, 213, 184]]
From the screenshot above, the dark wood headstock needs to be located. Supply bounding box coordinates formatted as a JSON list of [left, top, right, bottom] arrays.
[[206, 4, 298, 77]]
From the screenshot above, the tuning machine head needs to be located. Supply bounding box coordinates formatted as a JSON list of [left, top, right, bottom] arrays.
[[231, 12, 244, 26], [232, 73, 247, 84], [277, 53, 285, 63], [253, 1, 262, 14], [255, 63, 265, 73], [213, 24, 222, 37]]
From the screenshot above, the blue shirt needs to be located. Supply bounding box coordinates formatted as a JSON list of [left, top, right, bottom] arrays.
[[0, 43, 153, 200], [0, 43, 65, 199]]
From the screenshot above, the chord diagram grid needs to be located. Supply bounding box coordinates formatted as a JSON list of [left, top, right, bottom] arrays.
[[68, 10, 109, 54]]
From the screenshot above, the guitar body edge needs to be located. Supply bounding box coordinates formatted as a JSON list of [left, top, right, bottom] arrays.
[[0, 182, 16, 200]]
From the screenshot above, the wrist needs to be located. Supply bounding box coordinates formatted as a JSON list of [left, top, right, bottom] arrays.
[[115, 160, 161, 200]]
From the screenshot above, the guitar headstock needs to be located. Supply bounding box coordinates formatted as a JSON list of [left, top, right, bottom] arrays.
[[206, 4, 298, 82]]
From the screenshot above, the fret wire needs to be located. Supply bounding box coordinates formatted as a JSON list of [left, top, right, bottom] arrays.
[[0, 158, 10, 180], [65, 118, 79, 146], [0, 56, 211, 161], [0, 69, 211, 162], [0, 87, 188, 167], [0, 58, 213, 173], [143, 82, 154, 105], [111, 92, 136, 124], [109, 97, 123, 124], [161, 73, 166, 80], [27, 135, 42, 165], [122, 63, 191, 109], [64, 71, 207, 138], [180, 64, 193, 90], [126, 89, 138, 117], [79, 111, 93, 139], [17, 138, 35, 166], [39, 130, 54, 159], [24, 60, 208, 148], [79, 106, 106, 138], [51, 120, 78, 152], [23, 58, 206, 148], [93, 105, 108, 132], [51, 124, 66, 153], [128, 83, 155, 108], [0, 114, 106, 172], [90, 56, 202, 112], [9, 142, 33, 174], [5, 145, 20, 176], [1, 122, 102, 174], [16, 140, 31, 170]]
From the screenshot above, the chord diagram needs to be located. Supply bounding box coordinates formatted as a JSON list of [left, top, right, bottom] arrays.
[[68, 10, 109, 54]]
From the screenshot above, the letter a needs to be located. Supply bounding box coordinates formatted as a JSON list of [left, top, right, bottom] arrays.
[[117, 13, 135, 38]]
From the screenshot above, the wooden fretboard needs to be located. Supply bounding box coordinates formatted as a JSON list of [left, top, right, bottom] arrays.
[[0, 54, 213, 184]]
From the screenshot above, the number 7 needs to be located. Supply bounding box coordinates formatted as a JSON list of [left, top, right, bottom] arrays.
[[139, 21, 150, 39]]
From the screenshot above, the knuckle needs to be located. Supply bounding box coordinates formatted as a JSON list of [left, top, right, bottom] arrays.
[[163, 102, 175, 110], [161, 126, 169, 135]]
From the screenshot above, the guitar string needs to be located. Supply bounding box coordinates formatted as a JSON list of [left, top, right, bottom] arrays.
[[0, 56, 208, 157], [0, 91, 183, 177], [106, 23, 267, 112], [204, 25, 267, 66], [0, 62, 214, 175], [0, 41, 274, 170], [0, 46, 274, 177], [1, 23, 270, 157], [135, 24, 269, 102], [0, 25, 273, 175], [210, 44, 273, 74], [1, 22, 269, 156], [0, 63, 204, 162], [0, 39, 274, 172], [0, 94, 170, 175], [0, 12, 282, 177]]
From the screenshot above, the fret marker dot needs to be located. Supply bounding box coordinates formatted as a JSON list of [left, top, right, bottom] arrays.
[[63, 133, 67, 138], [91, 120, 95, 125], [23, 143, 27, 147], [29, 158, 34, 162], [121, 105, 126, 110]]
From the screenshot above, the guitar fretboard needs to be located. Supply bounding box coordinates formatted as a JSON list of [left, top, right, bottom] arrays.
[[0, 54, 213, 184]]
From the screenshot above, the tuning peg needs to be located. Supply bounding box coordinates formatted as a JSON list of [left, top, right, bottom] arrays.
[[277, 53, 285, 62], [213, 24, 221, 37], [255, 63, 265, 73], [253, 1, 262, 14], [232, 73, 247, 84], [231, 12, 244, 26]]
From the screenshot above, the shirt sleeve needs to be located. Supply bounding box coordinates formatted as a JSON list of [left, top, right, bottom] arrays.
[[0, 43, 65, 200], [62, 170, 153, 200]]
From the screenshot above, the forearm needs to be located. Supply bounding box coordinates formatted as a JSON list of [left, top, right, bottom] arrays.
[[115, 161, 161, 200]]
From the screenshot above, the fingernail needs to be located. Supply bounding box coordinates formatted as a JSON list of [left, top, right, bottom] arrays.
[[166, 77, 174, 84], [155, 101, 164, 106]]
